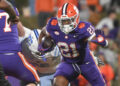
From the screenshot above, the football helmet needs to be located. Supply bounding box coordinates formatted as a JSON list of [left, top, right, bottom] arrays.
[[57, 3, 79, 34]]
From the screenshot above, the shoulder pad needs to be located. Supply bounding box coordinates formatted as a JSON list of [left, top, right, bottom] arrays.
[[47, 17, 58, 27], [78, 21, 91, 29], [75, 21, 95, 38], [46, 17, 59, 35], [76, 21, 93, 34]]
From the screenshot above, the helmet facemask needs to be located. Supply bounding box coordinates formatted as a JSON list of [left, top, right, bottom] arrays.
[[57, 15, 78, 34]]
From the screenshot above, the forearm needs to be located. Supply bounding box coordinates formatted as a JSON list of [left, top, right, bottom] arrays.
[[38, 26, 50, 44], [17, 21, 25, 37], [90, 30, 108, 47], [0, 0, 16, 18], [91, 36, 108, 47]]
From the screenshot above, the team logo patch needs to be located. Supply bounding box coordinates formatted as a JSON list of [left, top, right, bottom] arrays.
[[54, 31, 59, 35], [78, 23, 85, 29], [51, 19, 58, 26], [97, 35, 104, 42]]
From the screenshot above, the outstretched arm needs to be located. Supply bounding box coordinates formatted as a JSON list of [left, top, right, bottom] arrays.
[[0, 0, 19, 23], [91, 30, 108, 47]]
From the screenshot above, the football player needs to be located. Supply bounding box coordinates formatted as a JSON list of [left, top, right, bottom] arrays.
[[38, 3, 108, 86], [0, 0, 18, 86], [0, 1, 40, 86], [0, 0, 19, 24], [19, 27, 61, 86]]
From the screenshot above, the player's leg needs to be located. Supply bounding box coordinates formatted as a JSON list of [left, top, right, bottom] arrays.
[[53, 76, 69, 86], [0, 63, 11, 86], [80, 53, 105, 86], [17, 52, 40, 86], [40, 74, 54, 86], [53, 62, 79, 86], [7, 76, 20, 86], [0, 53, 40, 86]]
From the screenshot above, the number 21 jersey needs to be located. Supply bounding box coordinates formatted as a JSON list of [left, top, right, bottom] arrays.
[[46, 17, 95, 63]]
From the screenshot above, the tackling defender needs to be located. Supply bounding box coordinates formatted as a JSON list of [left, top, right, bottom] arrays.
[[19, 27, 61, 86], [0, 0, 40, 86], [38, 3, 108, 86]]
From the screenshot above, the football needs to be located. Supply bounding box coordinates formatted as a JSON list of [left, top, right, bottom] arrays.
[[41, 36, 55, 50]]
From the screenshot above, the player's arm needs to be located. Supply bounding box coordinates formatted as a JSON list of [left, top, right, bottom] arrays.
[[0, 0, 19, 23], [17, 21, 25, 37], [38, 26, 49, 44], [38, 26, 54, 53], [83, 23, 108, 47], [89, 30, 108, 47]]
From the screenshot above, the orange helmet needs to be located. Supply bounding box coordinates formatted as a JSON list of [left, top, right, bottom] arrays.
[[57, 3, 79, 34]]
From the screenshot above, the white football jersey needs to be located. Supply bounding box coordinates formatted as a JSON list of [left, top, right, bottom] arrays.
[[19, 27, 61, 58], [27, 29, 41, 52]]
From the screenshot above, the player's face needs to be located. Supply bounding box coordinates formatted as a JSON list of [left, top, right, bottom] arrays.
[[58, 17, 76, 34], [61, 18, 74, 25]]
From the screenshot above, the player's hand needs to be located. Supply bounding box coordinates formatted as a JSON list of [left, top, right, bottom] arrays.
[[31, 51, 47, 62], [91, 29, 108, 47], [95, 30, 105, 38], [38, 43, 52, 54], [8, 16, 19, 25]]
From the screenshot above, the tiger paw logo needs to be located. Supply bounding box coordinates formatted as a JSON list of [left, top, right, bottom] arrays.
[[51, 19, 58, 26], [78, 23, 85, 29], [97, 35, 104, 42]]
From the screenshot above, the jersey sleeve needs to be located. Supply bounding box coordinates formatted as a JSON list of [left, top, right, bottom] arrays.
[[14, 7, 19, 16], [46, 17, 58, 35], [77, 22, 95, 39]]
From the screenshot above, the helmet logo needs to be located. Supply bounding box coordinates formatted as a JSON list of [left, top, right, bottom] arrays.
[[78, 23, 85, 29], [51, 19, 58, 26]]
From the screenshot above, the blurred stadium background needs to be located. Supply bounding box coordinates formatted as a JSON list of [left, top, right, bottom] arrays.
[[9, 0, 120, 86]]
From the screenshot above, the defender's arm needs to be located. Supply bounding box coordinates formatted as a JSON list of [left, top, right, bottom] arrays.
[[0, 0, 19, 23]]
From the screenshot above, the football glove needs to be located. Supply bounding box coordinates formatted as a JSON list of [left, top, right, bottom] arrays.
[[91, 30, 108, 47]]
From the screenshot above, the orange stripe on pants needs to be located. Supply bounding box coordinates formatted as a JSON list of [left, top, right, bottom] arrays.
[[90, 52, 105, 83], [18, 52, 40, 82]]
